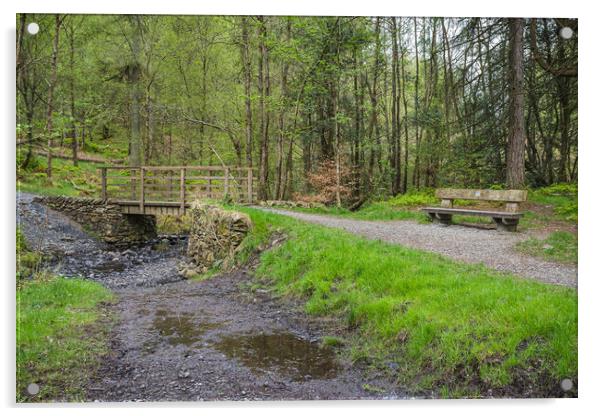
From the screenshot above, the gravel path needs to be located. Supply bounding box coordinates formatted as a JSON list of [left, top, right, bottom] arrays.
[[254, 207, 577, 287]]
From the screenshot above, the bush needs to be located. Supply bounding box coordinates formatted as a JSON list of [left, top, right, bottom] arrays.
[[537, 183, 577, 197], [295, 159, 356, 206], [386, 190, 438, 207]]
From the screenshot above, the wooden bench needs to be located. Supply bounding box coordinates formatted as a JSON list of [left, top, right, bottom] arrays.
[[422, 188, 528, 232]]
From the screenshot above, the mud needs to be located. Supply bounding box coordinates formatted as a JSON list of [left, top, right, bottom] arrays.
[[18, 192, 406, 401], [87, 270, 406, 401]]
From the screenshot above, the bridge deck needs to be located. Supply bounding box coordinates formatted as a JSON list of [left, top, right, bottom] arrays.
[[100, 166, 256, 215]]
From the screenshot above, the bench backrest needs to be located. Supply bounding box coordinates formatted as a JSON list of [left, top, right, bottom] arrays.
[[434, 188, 527, 212]]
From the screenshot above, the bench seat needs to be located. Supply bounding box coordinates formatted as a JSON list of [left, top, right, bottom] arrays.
[[422, 188, 528, 232], [422, 207, 523, 219]]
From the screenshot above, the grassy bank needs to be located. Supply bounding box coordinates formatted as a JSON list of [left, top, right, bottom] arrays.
[[16, 276, 114, 402], [17, 155, 101, 197], [236, 207, 578, 397]]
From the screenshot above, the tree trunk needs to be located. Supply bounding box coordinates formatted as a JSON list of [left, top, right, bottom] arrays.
[[390, 18, 401, 195], [128, 16, 143, 168], [69, 22, 78, 166], [240, 17, 253, 169], [257, 16, 271, 200], [276, 19, 291, 200], [367, 18, 381, 179], [506, 18, 527, 189], [400, 19, 410, 194], [412, 17, 422, 189], [45, 15, 62, 178]]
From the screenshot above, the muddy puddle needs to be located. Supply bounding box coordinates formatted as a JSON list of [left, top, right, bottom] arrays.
[[147, 309, 340, 383], [214, 332, 340, 381], [145, 309, 222, 351]]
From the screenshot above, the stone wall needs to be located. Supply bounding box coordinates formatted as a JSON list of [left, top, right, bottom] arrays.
[[36, 196, 156, 245], [179, 202, 252, 277]]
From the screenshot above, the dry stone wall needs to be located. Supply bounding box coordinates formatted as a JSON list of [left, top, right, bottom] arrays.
[[179, 202, 252, 278], [36, 196, 156, 245]]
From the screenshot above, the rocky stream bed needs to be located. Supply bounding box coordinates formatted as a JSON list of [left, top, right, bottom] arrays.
[[17, 193, 406, 401]]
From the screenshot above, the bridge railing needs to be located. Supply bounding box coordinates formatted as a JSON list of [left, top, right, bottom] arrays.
[[99, 166, 256, 213]]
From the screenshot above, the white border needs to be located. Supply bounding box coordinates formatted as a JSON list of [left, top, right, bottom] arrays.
[[2, 1, 598, 415]]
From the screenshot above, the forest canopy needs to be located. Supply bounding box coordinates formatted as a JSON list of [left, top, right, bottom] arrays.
[[16, 15, 578, 205]]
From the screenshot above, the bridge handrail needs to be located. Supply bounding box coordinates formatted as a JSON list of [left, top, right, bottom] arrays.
[[98, 165, 256, 212]]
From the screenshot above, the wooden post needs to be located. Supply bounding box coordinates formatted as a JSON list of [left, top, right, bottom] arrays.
[[224, 167, 230, 199], [130, 169, 137, 200], [505, 202, 520, 213], [441, 198, 453, 208], [206, 169, 212, 199], [139, 167, 145, 214], [101, 167, 107, 200], [247, 168, 253, 203], [180, 168, 186, 215]]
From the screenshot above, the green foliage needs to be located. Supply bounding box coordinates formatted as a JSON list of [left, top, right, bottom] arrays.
[[385, 189, 438, 207], [156, 213, 193, 235], [322, 336, 345, 347], [17, 156, 100, 197], [535, 183, 577, 197], [16, 277, 114, 402], [16, 228, 43, 283], [238, 207, 577, 396], [530, 184, 578, 222], [516, 231, 577, 264]]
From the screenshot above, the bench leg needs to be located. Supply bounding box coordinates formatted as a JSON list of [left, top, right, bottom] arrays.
[[493, 217, 518, 232], [433, 213, 452, 226]]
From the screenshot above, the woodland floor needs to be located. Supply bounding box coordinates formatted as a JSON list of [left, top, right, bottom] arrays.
[[255, 207, 577, 287]]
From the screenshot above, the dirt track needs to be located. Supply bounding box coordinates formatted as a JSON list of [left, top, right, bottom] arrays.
[[87, 268, 405, 401]]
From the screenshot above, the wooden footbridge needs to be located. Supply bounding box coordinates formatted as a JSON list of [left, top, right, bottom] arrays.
[[99, 166, 256, 216]]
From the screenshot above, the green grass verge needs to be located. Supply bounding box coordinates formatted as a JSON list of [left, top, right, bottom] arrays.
[[16, 277, 114, 402], [17, 228, 44, 283], [515, 231, 578, 264], [236, 207, 578, 397]]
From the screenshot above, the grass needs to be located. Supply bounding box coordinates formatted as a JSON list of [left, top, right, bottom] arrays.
[[17, 155, 101, 197], [528, 183, 578, 223], [281, 190, 440, 222], [16, 277, 114, 401], [16, 276, 114, 402], [515, 231, 578, 264], [17, 228, 43, 283], [235, 207, 578, 397]]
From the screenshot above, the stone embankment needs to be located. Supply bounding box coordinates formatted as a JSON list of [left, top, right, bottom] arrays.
[[178, 202, 252, 278], [36, 196, 156, 246]]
